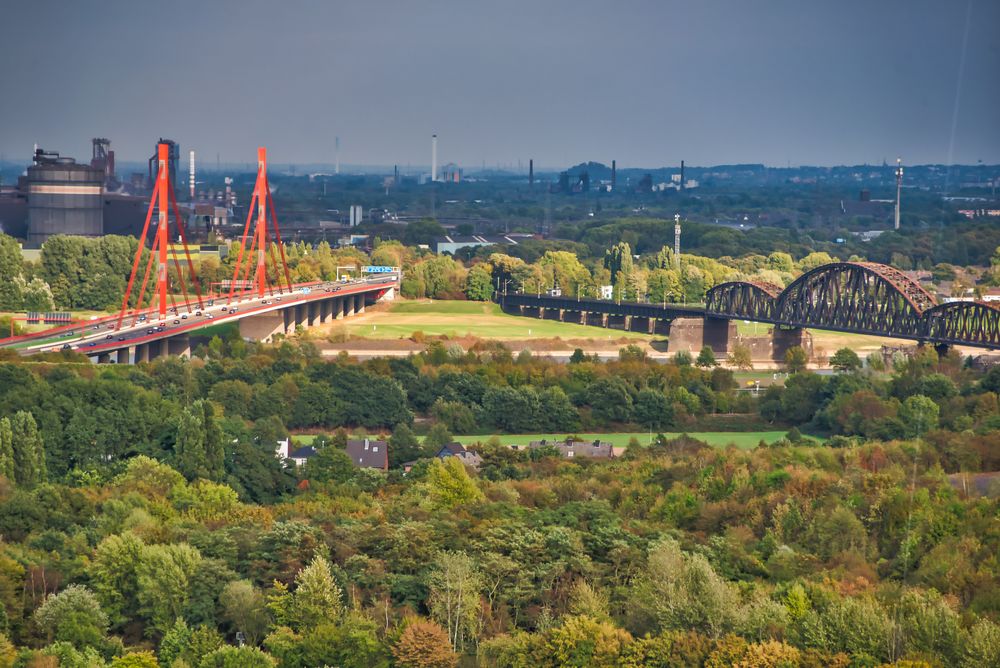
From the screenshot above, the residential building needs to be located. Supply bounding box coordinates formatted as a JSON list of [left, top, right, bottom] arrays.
[[275, 439, 317, 467], [436, 442, 483, 470], [434, 234, 519, 255], [346, 438, 389, 470], [528, 438, 616, 459]]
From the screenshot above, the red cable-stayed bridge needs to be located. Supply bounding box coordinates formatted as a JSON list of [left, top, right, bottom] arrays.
[[1, 144, 398, 363]]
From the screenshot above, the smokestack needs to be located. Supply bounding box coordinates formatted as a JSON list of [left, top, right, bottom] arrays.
[[895, 157, 903, 230], [335, 136, 340, 175], [680, 160, 685, 191], [431, 134, 438, 182], [189, 150, 195, 200], [529, 159, 534, 187], [611, 160, 616, 191], [394, 164, 399, 186]]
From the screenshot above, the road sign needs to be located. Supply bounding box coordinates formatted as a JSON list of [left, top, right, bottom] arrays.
[[26, 312, 72, 324], [362, 265, 398, 274]]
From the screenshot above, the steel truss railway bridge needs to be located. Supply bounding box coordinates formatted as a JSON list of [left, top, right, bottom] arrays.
[[500, 261, 1000, 351]]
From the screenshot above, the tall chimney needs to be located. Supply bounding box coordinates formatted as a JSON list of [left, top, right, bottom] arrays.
[[431, 134, 438, 182], [680, 160, 685, 191], [529, 159, 534, 187], [611, 160, 617, 191], [189, 150, 196, 200], [394, 164, 399, 186], [895, 157, 903, 230]]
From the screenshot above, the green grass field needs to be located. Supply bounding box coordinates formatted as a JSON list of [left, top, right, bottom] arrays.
[[292, 430, 808, 450], [338, 300, 655, 341]]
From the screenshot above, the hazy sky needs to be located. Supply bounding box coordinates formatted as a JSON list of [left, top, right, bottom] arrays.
[[1, 0, 998, 169]]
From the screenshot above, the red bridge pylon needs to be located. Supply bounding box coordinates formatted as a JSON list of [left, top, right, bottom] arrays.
[[227, 147, 293, 304], [117, 142, 203, 328]]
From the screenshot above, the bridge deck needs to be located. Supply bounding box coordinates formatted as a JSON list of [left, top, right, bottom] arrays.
[[2, 277, 397, 358]]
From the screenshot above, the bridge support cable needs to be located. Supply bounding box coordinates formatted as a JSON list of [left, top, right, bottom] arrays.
[[116, 142, 202, 329], [115, 183, 157, 330], [227, 190, 258, 305], [265, 189, 294, 294], [167, 183, 205, 311], [225, 147, 292, 304]]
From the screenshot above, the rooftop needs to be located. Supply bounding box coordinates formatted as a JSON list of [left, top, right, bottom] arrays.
[[346, 438, 388, 470]]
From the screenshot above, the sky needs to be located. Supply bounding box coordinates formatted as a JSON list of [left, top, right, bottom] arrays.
[[0, 0, 998, 170]]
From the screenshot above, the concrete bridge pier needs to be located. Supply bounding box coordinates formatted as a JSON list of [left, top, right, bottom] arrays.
[[356, 294, 365, 314], [335, 296, 345, 320], [135, 343, 151, 364], [320, 299, 332, 324], [307, 302, 318, 327], [97, 352, 111, 364], [240, 311, 286, 342], [580, 311, 587, 325], [666, 316, 736, 355], [770, 327, 812, 362], [167, 335, 190, 358]]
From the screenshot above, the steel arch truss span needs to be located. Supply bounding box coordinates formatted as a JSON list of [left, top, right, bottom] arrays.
[[703, 262, 1000, 348], [924, 301, 1000, 348], [705, 280, 782, 320], [774, 262, 936, 338]]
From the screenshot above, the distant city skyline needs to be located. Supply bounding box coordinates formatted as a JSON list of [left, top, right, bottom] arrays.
[[1, 0, 998, 168]]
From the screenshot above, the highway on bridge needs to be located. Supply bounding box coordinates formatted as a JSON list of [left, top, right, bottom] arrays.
[[2, 275, 398, 359]]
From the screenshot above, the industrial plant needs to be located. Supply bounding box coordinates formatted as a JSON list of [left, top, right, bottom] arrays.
[[0, 137, 235, 247]]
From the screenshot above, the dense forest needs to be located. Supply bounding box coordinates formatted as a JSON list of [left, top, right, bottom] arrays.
[[0, 336, 999, 666]]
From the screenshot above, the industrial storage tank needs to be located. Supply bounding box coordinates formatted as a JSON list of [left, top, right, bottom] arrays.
[[26, 148, 104, 247]]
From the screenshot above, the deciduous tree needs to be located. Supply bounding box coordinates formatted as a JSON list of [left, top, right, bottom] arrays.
[[392, 619, 459, 668], [220, 580, 270, 647], [427, 551, 482, 651]]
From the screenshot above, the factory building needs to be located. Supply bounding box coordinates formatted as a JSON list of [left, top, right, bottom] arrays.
[[440, 163, 462, 183], [0, 139, 235, 247], [25, 148, 104, 246]]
